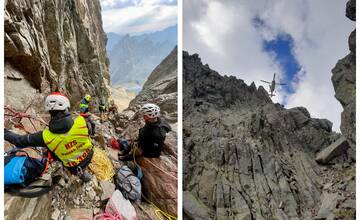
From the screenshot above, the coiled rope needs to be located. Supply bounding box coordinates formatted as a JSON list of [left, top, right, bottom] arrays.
[[89, 147, 115, 181]]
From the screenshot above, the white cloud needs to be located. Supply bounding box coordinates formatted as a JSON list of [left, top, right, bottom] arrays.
[[184, 0, 285, 103], [100, 0, 176, 9], [191, 2, 235, 55], [184, 0, 354, 131], [101, 0, 177, 34]]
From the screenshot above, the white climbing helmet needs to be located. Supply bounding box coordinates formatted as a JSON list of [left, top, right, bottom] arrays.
[[140, 103, 160, 118], [45, 92, 70, 111]]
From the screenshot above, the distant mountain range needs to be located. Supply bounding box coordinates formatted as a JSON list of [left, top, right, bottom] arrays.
[[106, 25, 177, 93]]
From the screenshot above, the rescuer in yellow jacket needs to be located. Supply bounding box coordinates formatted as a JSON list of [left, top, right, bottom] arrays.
[[80, 94, 91, 114], [5, 92, 94, 182]]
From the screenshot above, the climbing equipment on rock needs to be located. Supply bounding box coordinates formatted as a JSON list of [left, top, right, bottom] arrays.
[[5, 106, 48, 133], [119, 139, 131, 154], [126, 161, 144, 181], [109, 137, 132, 152], [88, 147, 115, 181]]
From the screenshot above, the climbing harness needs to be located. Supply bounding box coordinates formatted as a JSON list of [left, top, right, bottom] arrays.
[[88, 147, 115, 181]]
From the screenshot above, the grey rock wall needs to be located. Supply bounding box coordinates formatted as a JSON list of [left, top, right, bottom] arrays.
[[5, 0, 111, 110], [183, 51, 354, 219]]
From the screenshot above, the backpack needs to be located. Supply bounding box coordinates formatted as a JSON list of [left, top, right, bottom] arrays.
[[115, 164, 142, 202], [4, 147, 52, 197]]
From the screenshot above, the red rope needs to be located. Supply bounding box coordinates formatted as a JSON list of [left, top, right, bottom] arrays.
[[5, 106, 48, 126], [4, 106, 49, 133]]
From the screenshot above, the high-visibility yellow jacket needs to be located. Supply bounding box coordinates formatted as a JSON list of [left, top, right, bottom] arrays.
[[42, 116, 92, 167]]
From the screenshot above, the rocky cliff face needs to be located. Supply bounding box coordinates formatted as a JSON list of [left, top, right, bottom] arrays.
[[183, 52, 355, 219], [331, 0, 356, 150], [5, 0, 110, 110]]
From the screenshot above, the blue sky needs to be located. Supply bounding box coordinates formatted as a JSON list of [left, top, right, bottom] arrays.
[[263, 34, 301, 95], [184, 0, 354, 131], [254, 16, 301, 98], [100, 0, 177, 35]]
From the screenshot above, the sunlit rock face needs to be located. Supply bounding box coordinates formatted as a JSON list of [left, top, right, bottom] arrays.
[[5, 0, 111, 111]]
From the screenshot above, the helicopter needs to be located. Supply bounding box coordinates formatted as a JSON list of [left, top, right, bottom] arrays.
[[260, 73, 286, 97]]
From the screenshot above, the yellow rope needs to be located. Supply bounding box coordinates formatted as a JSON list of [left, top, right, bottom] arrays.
[[142, 194, 177, 220], [89, 147, 115, 181], [132, 147, 177, 220]]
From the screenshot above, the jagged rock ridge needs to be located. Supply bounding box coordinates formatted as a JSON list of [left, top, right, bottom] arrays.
[[183, 51, 355, 219], [331, 0, 356, 152], [5, 0, 110, 110]]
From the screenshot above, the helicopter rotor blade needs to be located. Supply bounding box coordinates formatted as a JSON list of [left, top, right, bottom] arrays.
[[276, 83, 286, 85], [260, 80, 271, 84]]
